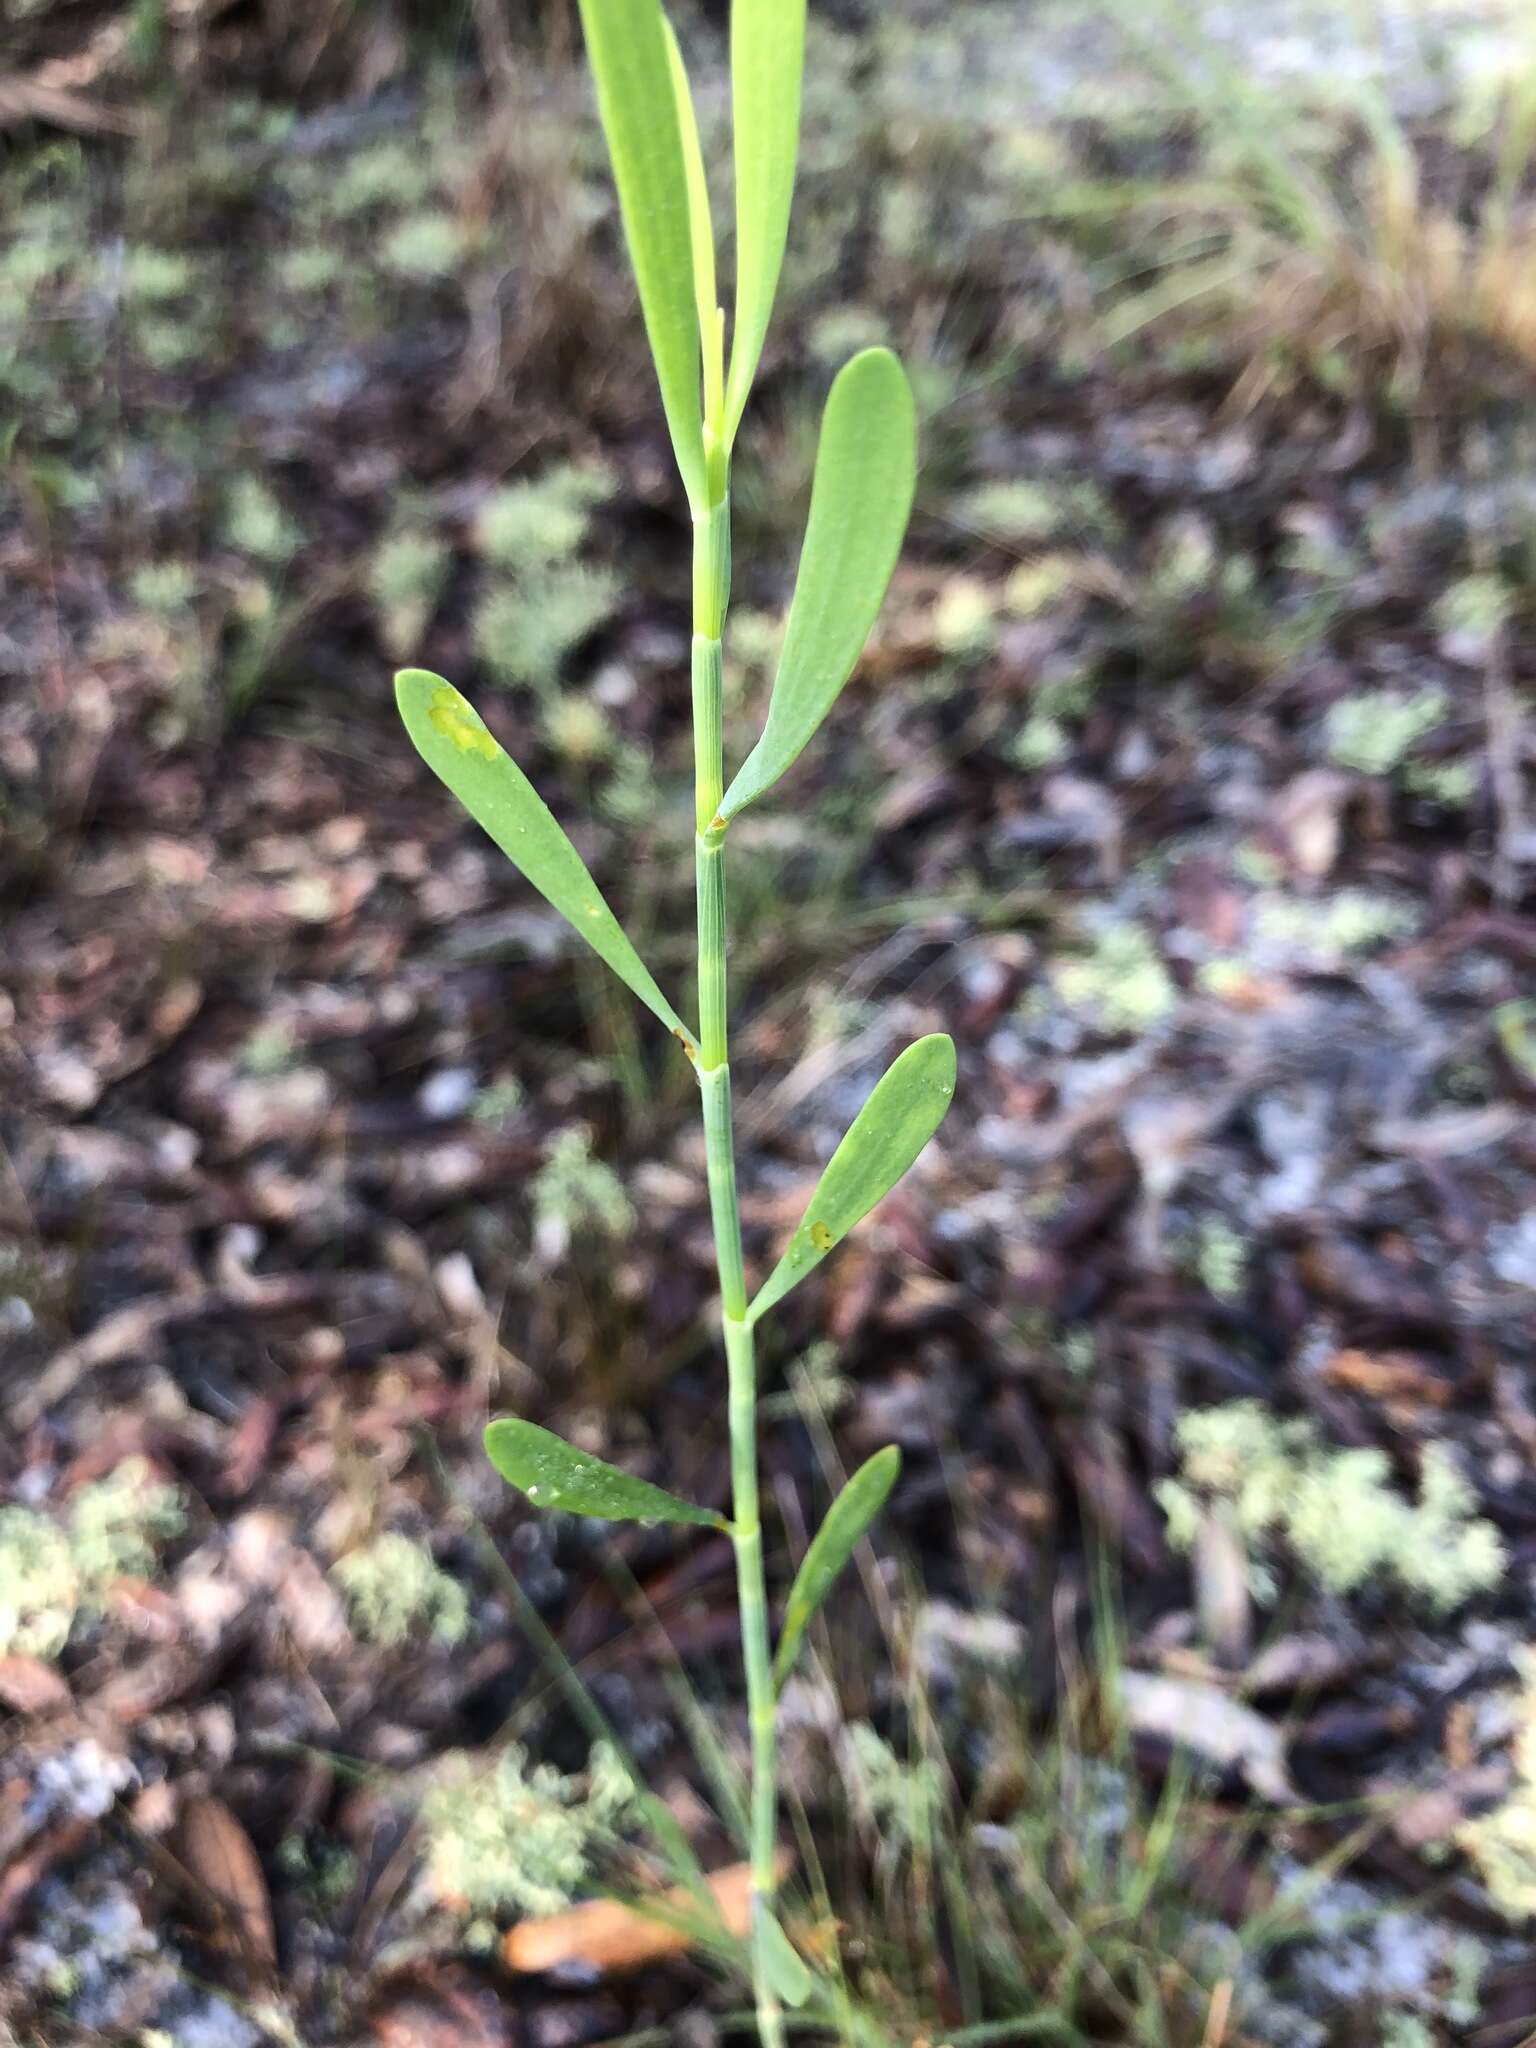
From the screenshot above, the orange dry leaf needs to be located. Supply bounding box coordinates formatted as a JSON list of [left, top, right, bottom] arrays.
[[503, 1854, 788, 1976]]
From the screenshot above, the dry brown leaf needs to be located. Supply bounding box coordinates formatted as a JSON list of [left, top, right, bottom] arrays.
[[504, 1853, 789, 1976], [0, 1656, 73, 1717], [1323, 1347, 1455, 1412], [176, 1794, 277, 1974], [368, 1965, 516, 2048]]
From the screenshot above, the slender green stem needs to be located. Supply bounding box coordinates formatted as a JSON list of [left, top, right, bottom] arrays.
[[692, 491, 783, 2048]]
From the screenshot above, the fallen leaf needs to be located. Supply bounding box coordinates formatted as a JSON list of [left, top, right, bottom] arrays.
[[1121, 1670, 1296, 1803], [175, 1794, 277, 1974], [504, 1853, 790, 1977], [368, 1965, 516, 2048], [1323, 1347, 1456, 1411], [0, 1657, 73, 1716]]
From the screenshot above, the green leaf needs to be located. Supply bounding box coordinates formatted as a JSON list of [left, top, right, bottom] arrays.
[[773, 1448, 900, 1690], [719, 349, 916, 822], [661, 18, 724, 435], [395, 670, 693, 1050], [750, 1034, 955, 1323], [484, 1419, 727, 1529], [576, 0, 707, 508], [760, 1910, 814, 2007], [723, 0, 807, 445]]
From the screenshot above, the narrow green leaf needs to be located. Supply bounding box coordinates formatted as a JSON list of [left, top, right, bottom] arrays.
[[760, 1910, 814, 2007], [661, 18, 723, 434], [719, 348, 916, 822], [750, 1035, 954, 1323], [485, 1419, 727, 1529], [577, 0, 707, 508], [772, 1448, 900, 1690], [723, 0, 807, 444], [395, 670, 693, 1049]]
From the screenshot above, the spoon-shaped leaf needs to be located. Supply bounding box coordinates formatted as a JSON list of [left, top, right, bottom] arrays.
[[396, 670, 693, 1050], [485, 1419, 727, 1529], [723, 0, 807, 446], [760, 1910, 814, 2007], [773, 1447, 900, 1690], [577, 0, 707, 509], [750, 1033, 954, 1323], [719, 348, 916, 823]]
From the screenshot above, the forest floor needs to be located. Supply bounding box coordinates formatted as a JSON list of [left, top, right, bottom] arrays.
[[3, 2, 1536, 2044]]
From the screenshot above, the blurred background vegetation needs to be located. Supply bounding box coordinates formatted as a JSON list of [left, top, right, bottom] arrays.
[[4, 1, 1536, 2044]]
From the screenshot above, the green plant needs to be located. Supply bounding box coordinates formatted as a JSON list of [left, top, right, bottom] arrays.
[[392, 5, 952, 2039]]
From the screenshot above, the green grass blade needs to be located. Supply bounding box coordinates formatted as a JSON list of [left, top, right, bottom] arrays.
[[577, 0, 707, 508], [723, 0, 807, 445], [773, 1447, 900, 1690], [750, 1034, 955, 1323], [719, 348, 915, 822], [484, 1418, 728, 1529], [395, 670, 693, 1049], [761, 1910, 814, 2006]]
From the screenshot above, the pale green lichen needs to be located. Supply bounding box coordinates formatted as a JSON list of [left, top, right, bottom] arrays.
[[471, 1075, 526, 1127], [933, 576, 996, 657], [474, 464, 615, 572], [332, 1532, 469, 1649], [1004, 553, 1080, 618], [129, 560, 198, 617], [1461, 1654, 1536, 1917], [542, 694, 613, 765], [957, 477, 1114, 545], [122, 246, 196, 303], [1436, 572, 1511, 660], [0, 1511, 78, 1660], [1193, 1217, 1248, 1300], [1158, 1404, 1504, 1613], [226, 476, 300, 564], [472, 567, 620, 696], [421, 1741, 637, 1918], [370, 530, 450, 660], [533, 1127, 634, 1252], [1253, 889, 1419, 962], [839, 1722, 944, 1853], [69, 1459, 185, 1587], [1054, 922, 1177, 1035], [382, 210, 465, 279], [0, 1460, 184, 1659], [1325, 688, 1447, 777]]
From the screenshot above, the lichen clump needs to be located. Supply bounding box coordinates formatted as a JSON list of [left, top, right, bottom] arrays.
[[1053, 922, 1177, 1035], [421, 1741, 637, 1918], [1459, 1651, 1536, 1919], [0, 1460, 184, 1660], [1157, 1403, 1504, 1612], [331, 1531, 469, 1649]]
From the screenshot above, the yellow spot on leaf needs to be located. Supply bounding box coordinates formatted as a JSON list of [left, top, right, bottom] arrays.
[[810, 1221, 834, 1253], [427, 685, 498, 762]]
